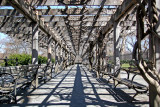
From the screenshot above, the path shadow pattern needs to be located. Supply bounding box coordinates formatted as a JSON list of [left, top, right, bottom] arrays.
[[0, 64, 149, 107]]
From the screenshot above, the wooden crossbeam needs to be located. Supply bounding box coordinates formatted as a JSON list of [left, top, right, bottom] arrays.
[[1, 0, 122, 6], [6, 0, 70, 53], [82, 0, 138, 58], [0, 7, 116, 16]]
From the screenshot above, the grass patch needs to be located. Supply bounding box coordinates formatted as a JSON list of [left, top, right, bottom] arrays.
[[121, 63, 130, 68]]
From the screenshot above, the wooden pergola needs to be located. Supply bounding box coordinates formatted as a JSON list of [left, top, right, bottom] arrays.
[[0, 0, 160, 106]]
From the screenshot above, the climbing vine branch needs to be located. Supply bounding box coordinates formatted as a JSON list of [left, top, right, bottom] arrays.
[[133, 0, 160, 96]]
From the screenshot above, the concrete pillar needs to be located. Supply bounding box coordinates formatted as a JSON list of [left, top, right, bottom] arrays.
[[32, 23, 39, 64], [63, 50, 67, 69], [57, 45, 60, 65], [113, 21, 121, 71], [54, 41, 58, 65], [54, 41, 59, 73], [61, 48, 63, 63], [66, 51, 68, 66], [96, 44, 98, 66], [47, 40, 52, 64], [69, 53, 72, 65], [104, 43, 108, 66], [93, 46, 97, 66], [97, 47, 101, 78], [60, 48, 63, 70], [60, 43, 63, 59], [66, 52, 68, 66], [47, 39, 52, 79], [31, 22, 39, 88], [69, 52, 71, 65]]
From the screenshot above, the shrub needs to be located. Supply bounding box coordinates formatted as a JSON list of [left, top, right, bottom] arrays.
[[7, 54, 32, 66], [4, 54, 55, 66], [38, 55, 47, 64]]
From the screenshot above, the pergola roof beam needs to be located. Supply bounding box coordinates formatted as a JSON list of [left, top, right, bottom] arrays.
[[82, 0, 138, 57], [6, 0, 70, 53], [1, 0, 122, 6]]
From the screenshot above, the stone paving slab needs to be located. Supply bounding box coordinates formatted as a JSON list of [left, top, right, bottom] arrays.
[[0, 64, 149, 107]]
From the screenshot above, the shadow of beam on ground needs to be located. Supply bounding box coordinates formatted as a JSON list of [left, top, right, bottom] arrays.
[[70, 64, 86, 107], [1, 65, 149, 107], [39, 66, 74, 106], [12, 66, 74, 106], [15, 67, 72, 104], [81, 66, 149, 106], [81, 66, 106, 107]]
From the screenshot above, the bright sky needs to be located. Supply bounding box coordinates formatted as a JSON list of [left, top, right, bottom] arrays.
[[0, 6, 116, 10], [0, 32, 7, 39], [0, 32, 7, 53]]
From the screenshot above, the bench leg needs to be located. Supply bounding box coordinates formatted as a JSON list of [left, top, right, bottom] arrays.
[[130, 91, 138, 102], [114, 83, 119, 89], [107, 76, 112, 82], [8, 94, 17, 104], [113, 79, 119, 89], [12, 95, 17, 104]]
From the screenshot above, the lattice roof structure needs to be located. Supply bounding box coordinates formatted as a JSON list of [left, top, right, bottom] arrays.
[[0, 1, 160, 106], [0, 0, 139, 57]]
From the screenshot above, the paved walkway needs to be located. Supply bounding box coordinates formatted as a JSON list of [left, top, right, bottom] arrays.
[[2, 64, 149, 107]]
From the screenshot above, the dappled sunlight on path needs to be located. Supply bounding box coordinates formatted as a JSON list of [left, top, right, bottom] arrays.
[[1, 64, 149, 107]]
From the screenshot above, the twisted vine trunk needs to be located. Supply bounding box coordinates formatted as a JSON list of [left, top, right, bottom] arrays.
[[133, 0, 160, 106], [148, 0, 160, 106]]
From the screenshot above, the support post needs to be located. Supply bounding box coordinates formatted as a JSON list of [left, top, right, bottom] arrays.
[[55, 44, 60, 73], [97, 47, 101, 78], [54, 41, 58, 73], [32, 23, 39, 65], [47, 40, 52, 64], [47, 39, 52, 79], [32, 22, 39, 88], [69, 52, 71, 65], [54, 41, 57, 66], [66, 52, 69, 67], [60, 47, 63, 70], [113, 21, 121, 72], [65, 51, 68, 68]]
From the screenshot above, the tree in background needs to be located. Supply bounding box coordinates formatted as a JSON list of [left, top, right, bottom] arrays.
[[0, 35, 49, 58], [125, 35, 149, 53], [4, 36, 31, 55]]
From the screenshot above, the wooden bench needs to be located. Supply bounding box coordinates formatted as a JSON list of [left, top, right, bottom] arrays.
[[99, 64, 114, 79], [0, 73, 16, 104], [38, 63, 54, 83], [99, 65, 148, 101], [0, 64, 39, 103], [111, 68, 148, 101]]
